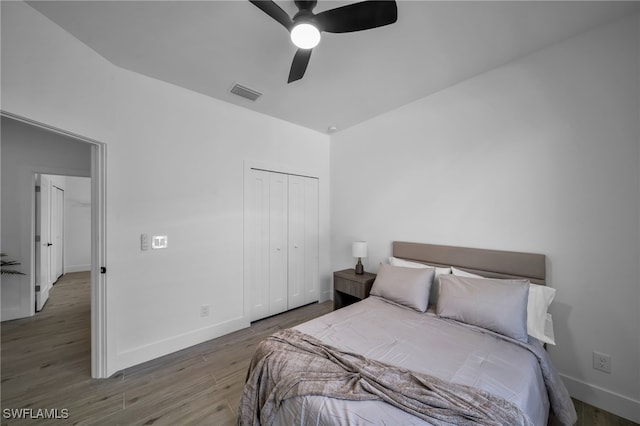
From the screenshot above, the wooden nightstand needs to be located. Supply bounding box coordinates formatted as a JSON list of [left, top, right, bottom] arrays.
[[333, 269, 377, 310]]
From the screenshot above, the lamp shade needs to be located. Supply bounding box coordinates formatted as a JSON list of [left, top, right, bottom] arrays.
[[352, 242, 368, 258]]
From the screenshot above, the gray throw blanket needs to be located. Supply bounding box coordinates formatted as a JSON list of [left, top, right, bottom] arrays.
[[237, 329, 534, 426]]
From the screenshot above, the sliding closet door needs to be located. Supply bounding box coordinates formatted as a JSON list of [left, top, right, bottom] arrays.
[[288, 175, 319, 309], [267, 173, 289, 316]]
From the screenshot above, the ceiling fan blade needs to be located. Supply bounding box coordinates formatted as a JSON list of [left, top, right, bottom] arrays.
[[315, 0, 397, 33], [288, 49, 313, 83], [249, 0, 293, 30]]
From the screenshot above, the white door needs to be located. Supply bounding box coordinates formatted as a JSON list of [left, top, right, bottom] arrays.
[[52, 186, 64, 280], [287, 176, 306, 309], [268, 172, 288, 316], [35, 175, 53, 311], [248, 170, 270, 321], [302, 177, 319, 304], [288, 176, 319, 309]]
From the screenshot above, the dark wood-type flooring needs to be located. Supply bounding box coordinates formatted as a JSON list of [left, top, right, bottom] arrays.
[[1, 272, 636, 425]]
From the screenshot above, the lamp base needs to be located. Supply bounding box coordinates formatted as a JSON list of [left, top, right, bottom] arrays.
[[355, 259, 364, 275]]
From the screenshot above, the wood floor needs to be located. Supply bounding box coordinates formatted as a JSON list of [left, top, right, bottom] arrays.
[[1, 272, 332, 425], [1, 272, 637, 425]]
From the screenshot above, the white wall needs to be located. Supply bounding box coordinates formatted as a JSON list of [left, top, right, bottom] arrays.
[[1, 118, 91, 321], [1, 1, 330, 375], [110, 67, 331, 368], [64, 176, 91, 273], [331, 14, 640, 422]]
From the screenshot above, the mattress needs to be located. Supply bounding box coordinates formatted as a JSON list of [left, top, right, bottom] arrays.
[[278, 296, 551, 425]]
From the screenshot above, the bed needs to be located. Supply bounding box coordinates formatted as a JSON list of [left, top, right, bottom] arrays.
[[238, 241, 577, 426]]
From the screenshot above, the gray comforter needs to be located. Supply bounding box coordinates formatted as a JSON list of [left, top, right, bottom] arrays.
[[239, 296, 577, 426], [238, 329, 534, 426]]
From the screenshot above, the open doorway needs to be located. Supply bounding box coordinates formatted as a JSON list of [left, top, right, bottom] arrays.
[[35, 174, 91, 312], [1, 111, 108, 378]]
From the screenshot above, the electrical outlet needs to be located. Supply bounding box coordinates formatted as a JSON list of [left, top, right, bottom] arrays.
[[593, 351, 612, 373], [200, 305, 210, 318]]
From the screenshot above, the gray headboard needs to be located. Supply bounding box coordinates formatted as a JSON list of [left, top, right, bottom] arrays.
[[392, 241, 546, 285]]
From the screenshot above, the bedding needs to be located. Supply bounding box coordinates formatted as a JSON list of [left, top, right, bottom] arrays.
[[369, 263, 435, 312], [239, 296, 577, 425], [239, 328, 532, 426], [389, 256, 451, 306], [451, 267, 557, 344], [388, 256, 451, 277], [526, 285, 556, 345], [437, 275, 530, 342], [451, 266, 484, 278]]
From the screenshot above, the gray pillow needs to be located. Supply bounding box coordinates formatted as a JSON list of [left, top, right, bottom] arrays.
[[371, 263, 435, 312], [437, 275, 530, 342]]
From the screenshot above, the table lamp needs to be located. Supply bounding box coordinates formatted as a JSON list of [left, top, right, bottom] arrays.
[[352, 241, 368, 275]]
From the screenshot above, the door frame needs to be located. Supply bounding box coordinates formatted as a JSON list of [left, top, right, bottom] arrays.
[[2, 110, 109, 379]]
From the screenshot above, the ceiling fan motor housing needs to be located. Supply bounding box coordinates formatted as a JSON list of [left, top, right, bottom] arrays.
[[293, 1, 318, 26], [294, 0, 318, 12]]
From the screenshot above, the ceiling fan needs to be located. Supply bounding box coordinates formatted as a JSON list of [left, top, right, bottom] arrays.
[[249, 0, 398, 83]]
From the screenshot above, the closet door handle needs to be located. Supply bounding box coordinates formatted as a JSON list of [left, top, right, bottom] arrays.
[[47, 243, 53, 247]]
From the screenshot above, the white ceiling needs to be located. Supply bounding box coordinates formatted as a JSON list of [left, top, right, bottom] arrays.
[[27, 1, 640, 134]]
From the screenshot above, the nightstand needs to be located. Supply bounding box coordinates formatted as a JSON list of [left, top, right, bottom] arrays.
[[333, 269, 377, 310]]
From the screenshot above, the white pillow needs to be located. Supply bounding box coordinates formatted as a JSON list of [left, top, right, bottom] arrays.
[[544, 313, 556, 345], [451, 266, 483, 278], [389, 257, 451, 306], [528, 284, 556, 345], [389, 257, 451, 276], [451, 266, 556, 344]]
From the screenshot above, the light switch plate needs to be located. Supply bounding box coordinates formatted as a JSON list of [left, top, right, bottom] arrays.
[[140, 233, 149, 251], [151, 235, 168, 249]]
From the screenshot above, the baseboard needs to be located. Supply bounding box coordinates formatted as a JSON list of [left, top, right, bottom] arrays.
[[65, 264, 91, 273], [319, 289, 331, 303], [561, 373, 640, 423], [114, 316, 249, 374], [1, 306, 31, 322]]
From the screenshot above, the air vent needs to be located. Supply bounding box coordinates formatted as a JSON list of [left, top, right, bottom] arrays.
[[230, 83, 262, 101]]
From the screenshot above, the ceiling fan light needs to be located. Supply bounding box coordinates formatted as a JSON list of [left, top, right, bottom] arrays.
[[290, 23, 320, 49]]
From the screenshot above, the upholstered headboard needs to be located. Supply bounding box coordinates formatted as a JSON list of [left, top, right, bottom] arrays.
[[392, 241, 546, 285]]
